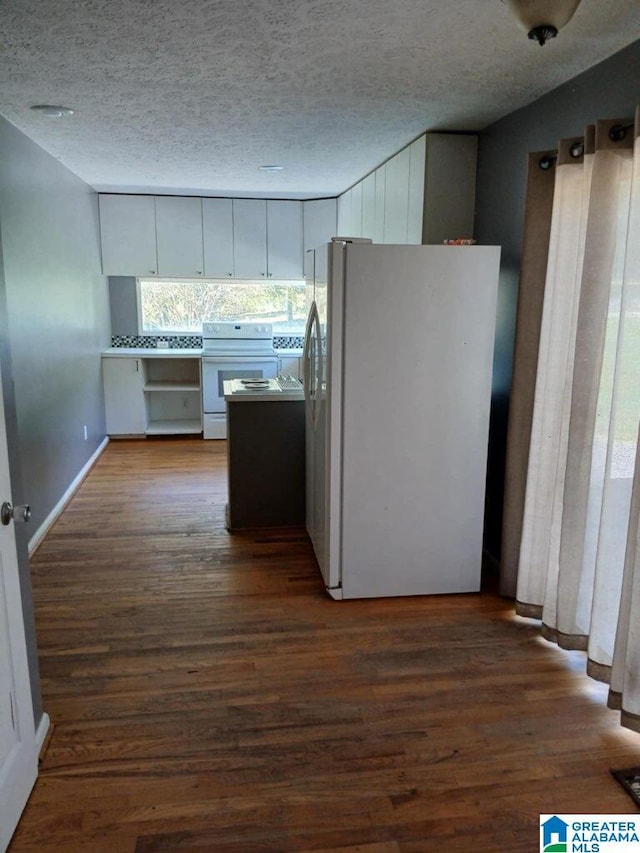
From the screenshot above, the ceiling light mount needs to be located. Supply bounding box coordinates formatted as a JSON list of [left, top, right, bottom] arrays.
[[502, 0, 583, 45], [528, 24, 558, 46]]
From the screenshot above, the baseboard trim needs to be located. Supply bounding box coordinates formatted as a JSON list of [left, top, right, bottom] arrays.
[[35, 712, 52, 761], [28, 437, 109, 557]]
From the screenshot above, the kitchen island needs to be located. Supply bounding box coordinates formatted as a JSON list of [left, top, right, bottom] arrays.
[[224, 379, 305, 529]]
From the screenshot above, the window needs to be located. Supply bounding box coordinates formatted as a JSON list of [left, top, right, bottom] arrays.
[[137, 277, 308, 335]]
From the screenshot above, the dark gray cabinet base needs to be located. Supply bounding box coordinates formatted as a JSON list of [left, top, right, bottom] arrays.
[[226, 399, 305, 529]]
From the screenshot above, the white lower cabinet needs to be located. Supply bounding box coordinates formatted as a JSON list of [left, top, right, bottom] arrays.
[[103, 355, 202, 436], [103, 358, 147, 435], [277, 355, 302, 379]]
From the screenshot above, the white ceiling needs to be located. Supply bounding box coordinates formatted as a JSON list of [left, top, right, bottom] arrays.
[[1, 0, 639, 199]]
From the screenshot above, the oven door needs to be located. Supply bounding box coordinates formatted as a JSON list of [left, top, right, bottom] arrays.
[[201, 355, 278, 438]]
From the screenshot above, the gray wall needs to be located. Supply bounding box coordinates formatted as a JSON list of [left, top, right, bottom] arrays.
[[0, 115, 110, 724], [109, 276, 138, 335], [476, 38, 640, 562], [0, 224, 42, 726]]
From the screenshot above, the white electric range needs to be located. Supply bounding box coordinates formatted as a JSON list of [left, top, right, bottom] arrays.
[[201, 321, 278, 439]]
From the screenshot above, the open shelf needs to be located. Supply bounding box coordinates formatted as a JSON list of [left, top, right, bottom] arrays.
[[142, 358, 202, 435], [146, 418, 202, 435], [144, 381, 200, 392]]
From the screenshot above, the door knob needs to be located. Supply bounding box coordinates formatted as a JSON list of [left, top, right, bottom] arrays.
[[1, 502, 31, 526]]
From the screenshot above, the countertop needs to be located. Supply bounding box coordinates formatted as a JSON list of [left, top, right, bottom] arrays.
[[102, 347, 303, 358], [276, 348, 303, 357], [224, 378, 304, 403]]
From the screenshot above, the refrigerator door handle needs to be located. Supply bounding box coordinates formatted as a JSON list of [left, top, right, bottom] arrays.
[[303, 300, 319, 426], [312, 310, 323, 429]]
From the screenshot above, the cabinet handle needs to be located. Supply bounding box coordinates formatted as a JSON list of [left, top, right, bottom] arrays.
[[196, 271, 202, 275], [150, 270, 156, 274], [136, 360, 139, 372], [268, 272, 273, 277], [227, 272, 232, 276], [260, 272, 265, 276]]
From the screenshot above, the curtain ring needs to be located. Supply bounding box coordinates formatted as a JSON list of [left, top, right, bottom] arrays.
[[609, 122, 634, 143], [569, 141, 584, 158]]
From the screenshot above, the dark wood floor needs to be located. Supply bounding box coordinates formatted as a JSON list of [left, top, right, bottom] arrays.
[[9, 438, 640, 852]]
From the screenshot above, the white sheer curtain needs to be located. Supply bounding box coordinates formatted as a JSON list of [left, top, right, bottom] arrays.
[[515, 109, 640, 733]]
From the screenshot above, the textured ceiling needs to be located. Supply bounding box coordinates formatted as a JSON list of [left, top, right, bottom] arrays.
[[1, 0, 639, 198]]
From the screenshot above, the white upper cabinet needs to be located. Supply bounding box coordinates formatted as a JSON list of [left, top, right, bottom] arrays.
[[361, 172, 376, 240], [350, 182, 363, 238], [383, 144, 411, 244], [303, 198, 337, 285], [373, 165, 386, 243], [266, 200, 303, 279], [359, 134, 476, 246], [407, 136, 426, 244], [155, 196, 204, 277], [336, 185, 364, 239], [303, 198, 337, 254], [99, 194, 158, 276], [233, 199, 267, 278], [202, 198, 234, 277], [337, 189, 351, 236], [98, 136, 477, 279]]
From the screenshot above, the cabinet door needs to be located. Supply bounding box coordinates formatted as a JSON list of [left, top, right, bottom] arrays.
[[407, 135, 426, 244], [233, 199, 267, 278], [337, 189, 351, 236], [155, 196, 204, 277], [103, 358, 146, 435], [267, 200, 303, 279], [361, 172, 376, 240], [350, 182, 363, 238], [202, 198, 234, 278], [99, 195, 158, 276], [303, 198, 337, 254], [383, 146, 411, 244], [373, 165, 386, 243]]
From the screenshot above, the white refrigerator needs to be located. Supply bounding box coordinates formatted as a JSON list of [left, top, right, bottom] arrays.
[[303, 239, 501, 599]]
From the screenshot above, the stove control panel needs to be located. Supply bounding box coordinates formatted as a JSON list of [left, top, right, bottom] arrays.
[[202, 321, 273, 339]]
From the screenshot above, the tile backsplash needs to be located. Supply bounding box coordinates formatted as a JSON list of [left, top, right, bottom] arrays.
[[111, 335, 202, 348], [273, 335, 304, 350], [110, 334, 304, 350]]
